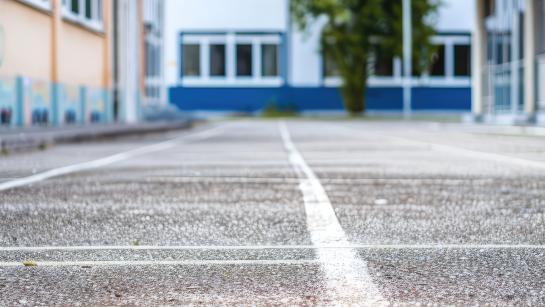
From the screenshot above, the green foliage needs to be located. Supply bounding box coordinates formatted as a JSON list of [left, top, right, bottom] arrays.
[[261, 100, 299, 118], [291, 0, 440, 114]]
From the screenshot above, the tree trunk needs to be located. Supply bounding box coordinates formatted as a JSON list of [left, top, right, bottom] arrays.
[[340, 74, 367, 115]]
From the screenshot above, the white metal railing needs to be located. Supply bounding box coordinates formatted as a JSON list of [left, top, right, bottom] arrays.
[[482, 60, 525, 115]]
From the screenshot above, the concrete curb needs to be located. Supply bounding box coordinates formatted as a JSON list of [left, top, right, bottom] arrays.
[[0, 120, 192, 154]]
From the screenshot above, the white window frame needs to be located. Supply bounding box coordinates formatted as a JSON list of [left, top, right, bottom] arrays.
[[323, 35, 471, 88], [18, 0, 51, 11], [180, 33, 283, 87], [62, 0, 104, 32]]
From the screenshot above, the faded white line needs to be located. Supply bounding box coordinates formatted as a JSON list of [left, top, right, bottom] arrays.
[[338, 123, 545, 171], [0, 259, 319, 267], [2, 244, 545, 252], [279, 121, 386, 304], [0, 125, 225, 192], [146, 176, 498, 185]]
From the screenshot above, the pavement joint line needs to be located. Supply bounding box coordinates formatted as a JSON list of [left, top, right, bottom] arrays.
[[279, 121, 387, 305], [0, 124, 227, 192], [2, 244, 545, 252], [0, 259, 320, 267]]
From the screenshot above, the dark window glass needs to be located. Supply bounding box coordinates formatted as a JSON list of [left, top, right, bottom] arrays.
[[85, 0, 92, 19], [484, 0, 495, 17], [71, 0, 79, 14], [430, 45, 445, 77], [182, 44, 200, 77], [519, 13, 524, 60], [539, 0, 545, 53], [454, 45, 471, 77], [261, 44, 279, 77], [210, 44, 226, 77], [372, 45, 394, 76], [236, 44, 253, 77]]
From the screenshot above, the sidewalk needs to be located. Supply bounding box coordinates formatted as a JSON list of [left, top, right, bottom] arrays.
[[0, 120, 192, 153]]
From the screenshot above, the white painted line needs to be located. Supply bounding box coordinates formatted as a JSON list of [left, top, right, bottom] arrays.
[[0, 125, 225, 192], [147, 176, 302, 184], [338, 123, 545, 171], [1, 244, 545, 252], [147, 176, 496, 185], [279, 121, 387, 305], [0, 259, 319, 267], [394, 136, 545, 171]]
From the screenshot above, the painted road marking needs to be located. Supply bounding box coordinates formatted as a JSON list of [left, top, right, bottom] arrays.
[[0, 125, 226, 192], [279, 121, 386, 304], [338, 123, 545, 171], [0, 259, 319, 267], [1, 244, 545, 252]]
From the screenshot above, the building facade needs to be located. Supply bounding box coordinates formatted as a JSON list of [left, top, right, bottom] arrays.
[[112, 0, 166, 123], [166, 0, 474, 114], [0, 0, 165, 127], [472, 0, 545, 124]]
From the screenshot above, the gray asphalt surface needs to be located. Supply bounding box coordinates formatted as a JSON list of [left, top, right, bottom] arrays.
[[1, 119, 545, 305]]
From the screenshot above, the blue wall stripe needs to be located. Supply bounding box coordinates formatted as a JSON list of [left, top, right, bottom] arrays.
[[169, 86, 471, 112]]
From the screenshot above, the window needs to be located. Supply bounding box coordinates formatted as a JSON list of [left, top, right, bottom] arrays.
[[85, 0, 92, 19], [210, 44, 226, 77], [539, 0, 545, 53], [454, 45, 471, 77], [183, 44, 200, 77], [63, 0, 103, 31], [179, 34, 283, 85], [236, 44, 253, 77], [261, 44, 279, 77], [484, 0, 495, 17], [371, 45, 394, 77], [430, 45, 445, 77], [70, 0, 79, 14]]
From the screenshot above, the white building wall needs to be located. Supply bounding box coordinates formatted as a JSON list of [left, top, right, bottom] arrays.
[[436, 0, 474, 32], [290, 17, 326, 87]]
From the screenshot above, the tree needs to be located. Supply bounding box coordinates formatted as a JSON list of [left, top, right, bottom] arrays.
[[291, 0, 440, 114]]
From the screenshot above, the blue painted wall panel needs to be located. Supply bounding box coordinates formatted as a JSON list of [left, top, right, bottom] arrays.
[[366, 88, 404, 110], [412, 87, 472, 110], [169, 86, 471, 112]]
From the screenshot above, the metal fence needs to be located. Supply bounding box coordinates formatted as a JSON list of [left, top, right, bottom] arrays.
[[482, 60, 525, 116]]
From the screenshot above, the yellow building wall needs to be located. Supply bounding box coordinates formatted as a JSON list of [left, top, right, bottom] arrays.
[[0, 0, 52, 80], [58, 22, 105, 88]]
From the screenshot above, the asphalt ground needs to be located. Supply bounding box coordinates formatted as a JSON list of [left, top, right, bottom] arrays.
[[1, 119, 545, 305]]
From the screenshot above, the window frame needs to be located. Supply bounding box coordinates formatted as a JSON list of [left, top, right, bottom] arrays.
[[62, 0, 104, 32], [179, 33, 283, 87], [323, 34, 471, 88], [18, 0, 51, 11]]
